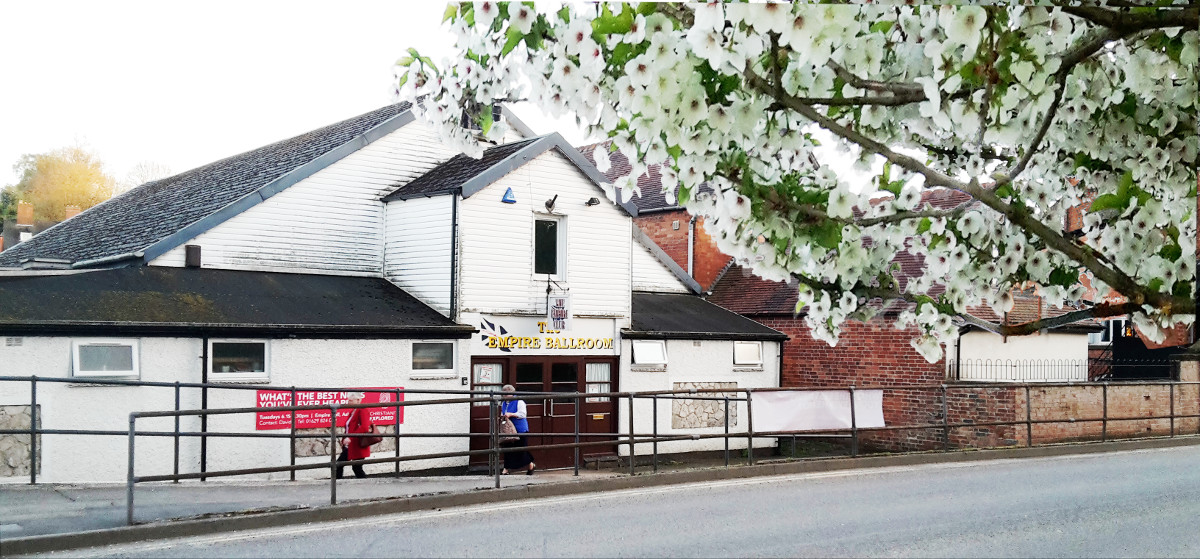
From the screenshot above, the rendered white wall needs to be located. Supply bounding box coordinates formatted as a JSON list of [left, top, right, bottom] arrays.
[[384, 195, 454, 315], [457, 149, 632, 318], [618, 338, 780, 456], [951, 330, 1090, 382], [0, 336, 470, 483], [150, 121, 460, 276]]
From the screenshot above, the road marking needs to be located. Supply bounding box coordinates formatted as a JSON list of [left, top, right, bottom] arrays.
[[40, 445, 1195, 557]]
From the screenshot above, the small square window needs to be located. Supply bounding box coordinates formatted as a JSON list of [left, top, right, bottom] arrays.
[[413, 342, 454, 370], [632, 340, 667, 365], [210, 340, 268, 381], [734, 341, 763, 366], [72, 339, 139, 378]]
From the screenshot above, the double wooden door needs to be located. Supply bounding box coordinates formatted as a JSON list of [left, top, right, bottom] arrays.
[[470, 356, 617, 469]]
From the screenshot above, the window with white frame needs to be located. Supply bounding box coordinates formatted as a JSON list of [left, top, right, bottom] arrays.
[[631, 340, 667, 366], [1088, 319, 1126, 346], [413, 342, 454, 370], [533, 216, 565, 277], [734, 341, 763, 366], [209, 340, 269, 381], [72, 339, 139, 378]]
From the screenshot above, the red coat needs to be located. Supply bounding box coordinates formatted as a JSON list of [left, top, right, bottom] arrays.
[[344, 409, 372, 460]]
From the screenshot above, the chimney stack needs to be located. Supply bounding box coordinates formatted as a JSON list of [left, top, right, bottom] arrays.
[[16, 201, 33, 226], [64, 205, 81, 220]]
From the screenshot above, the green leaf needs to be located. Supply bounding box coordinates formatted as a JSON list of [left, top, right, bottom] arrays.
[[1089, 170, 1135, 212], [869, 20, 894, 34], [994, 183, 1015, 199], [917, 218, 932, 234], [502, 26, 525, 56], [1048, 267, 1078, 288], [479, 104, 494, 135], [1147, 278, 1165, 293], [442, 3, 459, 22], [811, 220, 843, 249], [1159, 243, 1182, 261], [666, 144, 682, 161]]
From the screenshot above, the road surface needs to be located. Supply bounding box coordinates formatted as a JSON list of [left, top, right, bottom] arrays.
[[52, 445, 1200, 558]]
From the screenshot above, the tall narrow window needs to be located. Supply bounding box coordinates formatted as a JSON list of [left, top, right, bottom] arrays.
[[534, 218, 558, 275]]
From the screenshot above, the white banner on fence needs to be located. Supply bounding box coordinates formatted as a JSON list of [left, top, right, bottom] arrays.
[[752, 390, 885, 432]]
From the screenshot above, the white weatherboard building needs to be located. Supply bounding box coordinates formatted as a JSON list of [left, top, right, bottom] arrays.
[[0, 104, 784, 482]]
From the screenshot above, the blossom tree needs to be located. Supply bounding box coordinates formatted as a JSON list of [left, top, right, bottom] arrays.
[[396, 2, 1198, 361]]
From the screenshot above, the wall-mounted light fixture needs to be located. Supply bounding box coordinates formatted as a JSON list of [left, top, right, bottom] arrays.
[[545, 194, 558, 212], [584, 197, 600, 206]]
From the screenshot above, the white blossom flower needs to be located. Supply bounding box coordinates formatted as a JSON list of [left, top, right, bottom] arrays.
[[507, 2, 534, 34]]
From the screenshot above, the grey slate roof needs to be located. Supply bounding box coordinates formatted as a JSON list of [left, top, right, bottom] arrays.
[[383, 137, 540, 200], [0, 103, 412, 268], [626, 292, 787, 341], [0, 266, 473, 338]]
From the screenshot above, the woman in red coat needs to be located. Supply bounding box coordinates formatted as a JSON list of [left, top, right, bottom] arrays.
[[337, 392, 371, 479]]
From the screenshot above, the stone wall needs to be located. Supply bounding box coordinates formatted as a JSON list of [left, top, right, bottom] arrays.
[[0, 405, 40, 476], [671, 382, 738, 429], [293, 424, 398, 458]]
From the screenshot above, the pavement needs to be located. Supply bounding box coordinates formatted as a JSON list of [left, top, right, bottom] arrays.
[[2, 436, 1198, 557]]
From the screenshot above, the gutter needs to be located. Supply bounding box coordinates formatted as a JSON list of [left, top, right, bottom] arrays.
[[0, 322, 478, 339], [621, 329, 788, 342], [71, 251, 144, 269]]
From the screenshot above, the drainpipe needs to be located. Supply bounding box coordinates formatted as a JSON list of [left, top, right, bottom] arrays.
[[954, 330, 963, 381], [450, 193, 459, 321], [687, 216, 696, 278], [200, 337, 208, 481]]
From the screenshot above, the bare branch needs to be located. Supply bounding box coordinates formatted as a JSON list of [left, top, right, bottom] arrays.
[[827, 61, 923, 95], [1059, 5, 1199, 31]]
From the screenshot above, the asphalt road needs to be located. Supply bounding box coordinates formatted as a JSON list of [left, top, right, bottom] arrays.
[[55, 445, 1200, 558]]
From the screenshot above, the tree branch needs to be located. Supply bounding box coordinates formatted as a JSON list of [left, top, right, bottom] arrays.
[[1059, 5, 1199, 31], [827, 61, 923, 95]]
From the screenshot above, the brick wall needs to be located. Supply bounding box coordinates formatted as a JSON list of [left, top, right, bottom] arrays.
[[633, 210, 730, 292]]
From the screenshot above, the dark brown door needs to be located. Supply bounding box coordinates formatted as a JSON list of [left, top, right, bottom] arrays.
[[469, 356, 617, 469]]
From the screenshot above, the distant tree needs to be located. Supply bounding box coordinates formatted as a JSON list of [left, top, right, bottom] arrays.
[[7, 146, 117, 221], [0, 186, 16, 223], [119, 161, 173, 194]]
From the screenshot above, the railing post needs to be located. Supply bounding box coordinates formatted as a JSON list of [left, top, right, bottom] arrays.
[[329, 405, 338, 505], [289, 387, 297, 482], [173, 381, 181, 483], [651, 394, 658, 473], [1169, 382, 1175, 437], [1101, 383, 1108, 442], [627, 394, 635, 476], [573, 393, 581, 477], [746, 390, 755, 466], [29, 375, 37, 485], [849, 386, 858, 458], [126, 414, 136, 526], [724, 396, 730, 467], [394, 389, 402, 477], [1027, 386, 1036, 448], [940, 384, 949, 452], [490, 396, 499, 489]]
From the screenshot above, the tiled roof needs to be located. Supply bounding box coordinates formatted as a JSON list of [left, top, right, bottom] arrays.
[[382, 137, 540, 201], [0, 103, 412, 268], [707, 264, 799, 315], [0, 266, 472, 337], [627, 291, 786, 340]]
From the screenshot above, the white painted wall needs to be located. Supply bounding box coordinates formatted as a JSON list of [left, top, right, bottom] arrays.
[[631, 239, 689, 293], [0, 336, 471, 483], [618, 338, 780, 456], [949, 330, 1090, 382], [384, 196, 454, 315], [150, 121, 460, 276], [457, 149, 632, 319]]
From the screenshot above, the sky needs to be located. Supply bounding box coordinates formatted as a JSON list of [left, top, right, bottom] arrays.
[[0, 1, 584, 188]]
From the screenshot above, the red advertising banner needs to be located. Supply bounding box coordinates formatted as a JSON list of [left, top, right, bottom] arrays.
[[255, 388, 403, 430]]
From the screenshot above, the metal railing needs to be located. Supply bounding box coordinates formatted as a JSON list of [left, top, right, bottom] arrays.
[[1, 375, 1197, 526], [950, 358, 1089, 382]]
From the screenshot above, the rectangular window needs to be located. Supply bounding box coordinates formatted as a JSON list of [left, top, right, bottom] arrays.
[[209, 340, 268, 381], [734, 341, 763, 366], [72, 339, 139, 378], [534, 218, 559, 275], [413, 342, 454, 370], [631, 340, 667, 365], [585, 362, 611, 402], [472, 362, 503, 406]]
